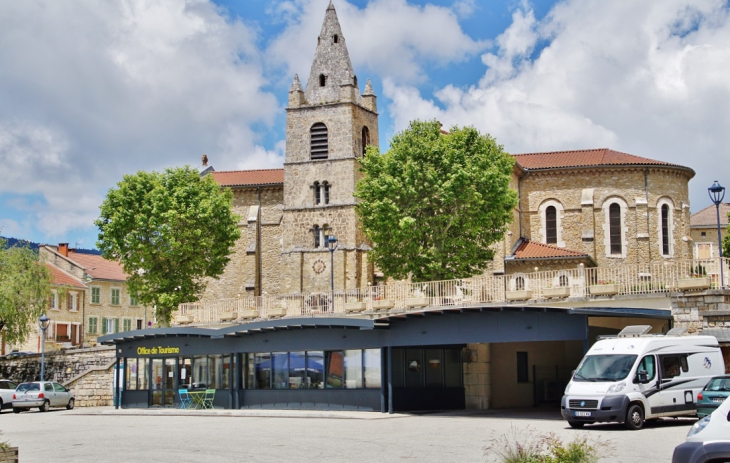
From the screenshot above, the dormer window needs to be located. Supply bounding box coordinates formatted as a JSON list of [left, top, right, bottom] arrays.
[[333, 34, 339, 43], [319, 74, 326, 87], [311, 123, 328, 159]]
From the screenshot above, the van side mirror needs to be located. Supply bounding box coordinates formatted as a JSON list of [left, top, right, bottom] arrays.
[[637, 370, 649, 383]]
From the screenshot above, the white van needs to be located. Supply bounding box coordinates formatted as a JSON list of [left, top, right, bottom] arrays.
[[561, 325, 725, 430]]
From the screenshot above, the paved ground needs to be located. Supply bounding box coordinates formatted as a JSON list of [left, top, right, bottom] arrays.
[[0, 406, 693, 462]]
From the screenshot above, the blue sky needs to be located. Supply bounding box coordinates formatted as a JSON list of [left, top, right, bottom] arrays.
[[1, 0, 729, 249]]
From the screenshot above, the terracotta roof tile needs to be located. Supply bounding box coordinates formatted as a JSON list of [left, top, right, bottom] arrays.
[[691, 203, 730, 227], [211, 169, 284, 187], [67, 251, 128, 281], [46, 264, 85, 288], [513, 148, 690, 171], [512, 239, 589, 260]]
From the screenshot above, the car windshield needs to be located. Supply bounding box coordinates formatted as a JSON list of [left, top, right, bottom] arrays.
[[704, 377, 730, 391], [573, 355, 637, 382], [16, 383, 40, 392]]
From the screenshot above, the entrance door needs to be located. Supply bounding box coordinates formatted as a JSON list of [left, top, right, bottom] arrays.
[[164, 358, 176, 406], [151, 359, 163, 406], [150, 358, 178, 407]]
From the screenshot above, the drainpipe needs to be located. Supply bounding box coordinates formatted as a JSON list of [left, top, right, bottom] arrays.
[[257, 187, 262, 297], [645, 168, 652, 264], [517, 170, 530, 238]]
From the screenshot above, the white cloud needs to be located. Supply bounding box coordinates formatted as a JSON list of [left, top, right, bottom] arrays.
[[384, 0, 730, 208], [0, 0, 282, 238], [267, 0, 488, 84]]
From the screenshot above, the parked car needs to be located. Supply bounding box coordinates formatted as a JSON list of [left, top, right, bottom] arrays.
[[672, 396, 730, 463], [12, 381, 74, 413], [0, 379, 18, 412], [697, 375, 730, 418]]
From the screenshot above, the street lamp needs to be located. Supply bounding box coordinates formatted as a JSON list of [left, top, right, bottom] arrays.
[[327, 234, 338, 293], [38, 314, 50, 381], [708, 180, 726, 289]]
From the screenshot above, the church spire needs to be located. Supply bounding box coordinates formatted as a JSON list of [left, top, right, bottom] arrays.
[[305, 2, 356, 104]]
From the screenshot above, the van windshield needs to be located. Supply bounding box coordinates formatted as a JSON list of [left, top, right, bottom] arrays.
[[573, 355, 637, 382]]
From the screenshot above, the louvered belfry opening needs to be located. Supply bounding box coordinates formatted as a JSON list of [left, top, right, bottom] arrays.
[[311, 123, 329, 159]]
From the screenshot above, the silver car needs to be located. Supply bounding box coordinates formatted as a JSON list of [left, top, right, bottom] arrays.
[[0, 379, 18, 412], [12, 381, 74, 413]]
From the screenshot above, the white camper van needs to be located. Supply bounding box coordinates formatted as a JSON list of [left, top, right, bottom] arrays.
[[561, 325, 725, 430]]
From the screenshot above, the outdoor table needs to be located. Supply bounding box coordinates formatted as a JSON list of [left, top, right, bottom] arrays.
[[187, 391, 206, 409]]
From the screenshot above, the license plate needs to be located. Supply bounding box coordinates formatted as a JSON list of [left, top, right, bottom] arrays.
[[574, 411, 591, 417], [712, 398, 726, 403]]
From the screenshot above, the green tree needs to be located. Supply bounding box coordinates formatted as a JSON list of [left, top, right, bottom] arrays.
[[724, 211, 730, 259], [0, 238, 53, 345], [96, 167, 241, 325], [355, 120, 517, 282]]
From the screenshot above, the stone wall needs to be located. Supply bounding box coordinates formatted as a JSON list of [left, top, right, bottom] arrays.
[[0, 346, 116, 407], [463, 343, 491, 410], [520, 166, 693, 267], [671, 289, 730, 334]]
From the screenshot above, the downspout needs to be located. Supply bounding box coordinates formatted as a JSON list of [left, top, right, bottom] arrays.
[[645, 168, 652, 263], [518, 170, 529, 238], [257, 187, 262, 297]]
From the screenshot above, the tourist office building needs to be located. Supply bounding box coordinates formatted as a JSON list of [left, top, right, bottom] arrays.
[[97, 307, 669, 412]]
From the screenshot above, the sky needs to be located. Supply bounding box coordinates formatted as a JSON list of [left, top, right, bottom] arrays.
[[1, 0, 729, 249]]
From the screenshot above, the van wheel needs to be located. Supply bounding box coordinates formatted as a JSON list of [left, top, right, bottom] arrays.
[[12, 408, 20, 414], [39, 400, 50, 412], [568, 421, 585, 429], [625, 404, 644, 430]]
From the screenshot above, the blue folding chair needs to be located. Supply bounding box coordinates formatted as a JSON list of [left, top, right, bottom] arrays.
[[179, 389, 192, 409]]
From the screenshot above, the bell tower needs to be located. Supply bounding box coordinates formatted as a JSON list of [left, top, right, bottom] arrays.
[[281, 1, 378, 295]]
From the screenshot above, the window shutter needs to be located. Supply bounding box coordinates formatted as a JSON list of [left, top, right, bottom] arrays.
[[101, 318, 107, 335], [114, 318, 120, 333]]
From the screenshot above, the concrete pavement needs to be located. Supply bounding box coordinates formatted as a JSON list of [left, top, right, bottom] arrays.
[[0, 406, 693, 462]]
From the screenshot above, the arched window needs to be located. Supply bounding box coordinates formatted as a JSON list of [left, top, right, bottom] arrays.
[[609, 203, 622, 255], [311, 123, 328, 159], [353, 75, 358, 87], [314, 181, 321, 205], [319, 74, 326, 87], [545, 206, 557, 244], [661, 204, 670, 256], [313, 225, 321, 248], [539, 200, 564, 247], [657, 197, 674, 257], [559, 275, 569, 287], [323, 181, 330, 204], [515, 276, 525, 291], [361, 126, 370, 156]]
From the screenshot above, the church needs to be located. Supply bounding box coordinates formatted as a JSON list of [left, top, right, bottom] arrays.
[[99, 2, 720, 413], [200, 2, 695, 304]]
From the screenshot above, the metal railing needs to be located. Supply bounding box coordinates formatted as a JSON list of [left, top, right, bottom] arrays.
[[175, 257, 730, 325]]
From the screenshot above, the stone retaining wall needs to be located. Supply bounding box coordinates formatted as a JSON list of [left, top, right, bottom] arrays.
[[0, 346, 116, 407]]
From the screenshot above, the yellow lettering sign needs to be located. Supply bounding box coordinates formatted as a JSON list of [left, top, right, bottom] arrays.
[[136, 346, 180, 356]]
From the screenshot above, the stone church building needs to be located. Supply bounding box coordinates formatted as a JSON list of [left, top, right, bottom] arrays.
[[201, 1, 696, 303]]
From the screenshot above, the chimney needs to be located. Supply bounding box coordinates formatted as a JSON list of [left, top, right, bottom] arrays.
[[58, 243, 69, 257], [201, 154, 208, 167]]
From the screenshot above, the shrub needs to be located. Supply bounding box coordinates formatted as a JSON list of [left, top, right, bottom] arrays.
[[483, 426, 614, 463]]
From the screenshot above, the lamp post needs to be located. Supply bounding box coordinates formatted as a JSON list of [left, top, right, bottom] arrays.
[[38, 314, 50, 381], [708, 180, 726, 289], [327, 234, 338, 293]]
